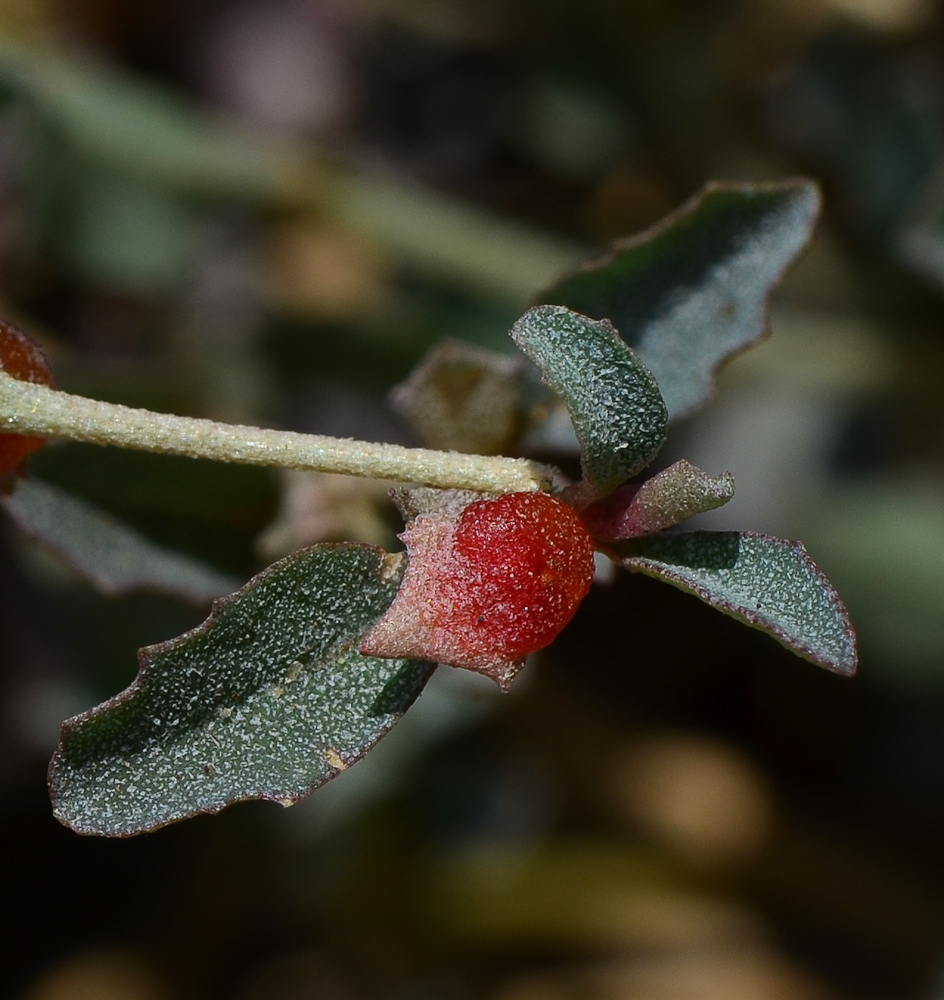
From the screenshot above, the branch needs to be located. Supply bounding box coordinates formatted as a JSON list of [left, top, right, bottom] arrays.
[[0, 374, 552, 493]]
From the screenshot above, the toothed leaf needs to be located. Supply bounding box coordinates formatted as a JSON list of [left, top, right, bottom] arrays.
[[49, 544, 434, 836], [541, 180, 821, 419]]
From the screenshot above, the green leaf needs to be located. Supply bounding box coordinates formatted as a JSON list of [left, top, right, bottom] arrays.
[[49, 544, 435, 836], [3, 478, 240, 603], [540, 180, 821, 420], [615, 531, 857, 676], [0, 38, 300, 201], [510, 305, 667, 496]]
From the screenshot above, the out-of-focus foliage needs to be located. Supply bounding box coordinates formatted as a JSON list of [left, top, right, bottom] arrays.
[[4, 2, 944, 1000], [542, 181, 822, 420], [3, 477, 241, 602]]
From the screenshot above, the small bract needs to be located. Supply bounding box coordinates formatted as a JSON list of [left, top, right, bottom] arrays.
[[360, 491, 595, 689]]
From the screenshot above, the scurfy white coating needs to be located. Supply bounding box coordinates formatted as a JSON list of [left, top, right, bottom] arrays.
[[360, 494, 595, 691], [0, 374, 553, 494]]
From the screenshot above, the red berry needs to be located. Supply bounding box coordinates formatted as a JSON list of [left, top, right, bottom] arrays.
[[360, 491, 595, 688], [0, 319, 54, 476], [453, 492, 594, 655]]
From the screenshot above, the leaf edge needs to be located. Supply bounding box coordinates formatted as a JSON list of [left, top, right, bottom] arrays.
[[47, 541, 437, 837], [616, 530, 858, 677]]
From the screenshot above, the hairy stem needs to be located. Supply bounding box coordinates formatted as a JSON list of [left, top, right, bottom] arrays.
[[0, 374, 552, 493]]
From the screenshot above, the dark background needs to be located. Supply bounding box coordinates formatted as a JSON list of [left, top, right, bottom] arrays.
[[3, 2, 944, 998]]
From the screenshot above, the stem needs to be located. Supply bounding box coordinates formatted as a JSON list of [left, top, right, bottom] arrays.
[[0, 374, 553, 493]]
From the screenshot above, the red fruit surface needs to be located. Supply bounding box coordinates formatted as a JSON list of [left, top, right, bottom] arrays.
[[0, 319, 54, 475], [360, 491, 595, 688]]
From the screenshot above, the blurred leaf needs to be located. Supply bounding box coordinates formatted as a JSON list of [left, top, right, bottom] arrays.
[[615, 531, 857, 676], [28, 445, 276, 576], [583, 460, 735, 540], [31, 445, 275, 523], [0, 40, 588, 302], [540, 181, 821, 419], [333, 171, 586, 302], [510, 305, 667, 495], [2, 477, 240, 602], [0, 38, 303, 200], [391, 339, 524, 454], [49, 544, 434, 836]]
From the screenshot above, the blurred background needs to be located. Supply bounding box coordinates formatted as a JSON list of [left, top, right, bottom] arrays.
[[2, 1, 944, 998]]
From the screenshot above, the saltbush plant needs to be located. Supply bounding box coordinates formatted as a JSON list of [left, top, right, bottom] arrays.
[[0, 179, 857, 837]]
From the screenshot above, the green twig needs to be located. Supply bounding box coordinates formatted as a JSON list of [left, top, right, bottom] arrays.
[[0, 374, 552, 493]]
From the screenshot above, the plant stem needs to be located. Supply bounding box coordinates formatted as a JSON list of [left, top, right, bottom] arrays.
[[0, 374, 553, 493]]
